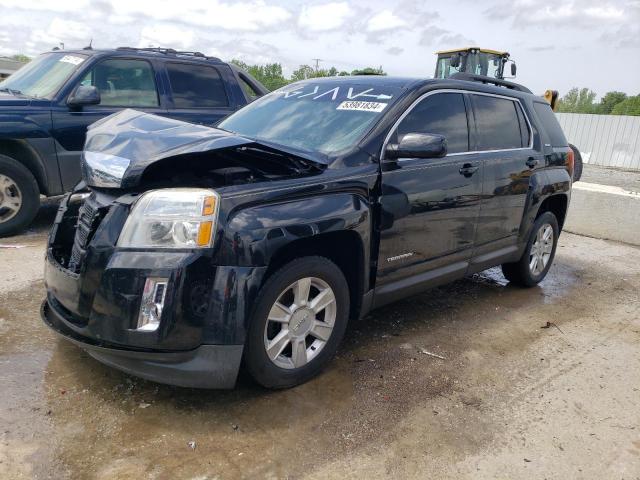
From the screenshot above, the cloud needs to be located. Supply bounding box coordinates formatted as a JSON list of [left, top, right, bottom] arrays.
[[214, 38, 281, 64], [418, 26, 474, 49], [386, 46, 404, 55], [366, 10, 406, 32], [31, 18, 92, 47], [298, 2, 353, 32], [483, 0, 639, 53], [138, 25, 195, 49], [0, 0, 90, 12], [483, 0, 631, 28], [527, 45, 556, 52], [108, 0, 292, 32]]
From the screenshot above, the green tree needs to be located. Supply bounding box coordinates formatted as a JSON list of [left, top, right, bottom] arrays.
[[597, 91, 627, 114], [230, 59, 288, 91], [290, 65, 315, 81], [557, 87, 597, 113], [11, 54, 31, 63], [611, 95, 640, 116], [351, 66, 386, 76]]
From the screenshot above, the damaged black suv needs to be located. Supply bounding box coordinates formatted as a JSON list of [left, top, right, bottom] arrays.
[[42, 75, 573, 389]]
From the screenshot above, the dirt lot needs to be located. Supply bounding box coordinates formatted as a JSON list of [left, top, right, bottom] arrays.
[[1, 202, 639, 480]]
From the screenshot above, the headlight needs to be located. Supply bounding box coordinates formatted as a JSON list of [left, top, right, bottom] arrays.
[[117, 188, 220, 248]]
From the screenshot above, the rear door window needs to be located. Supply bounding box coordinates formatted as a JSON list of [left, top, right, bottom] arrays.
[[166, 62, 229, 108], [80, 58, 159, 107], [397, 92, 469, 154], [533, 102, 568, 147], [472, 95, 524, 150]]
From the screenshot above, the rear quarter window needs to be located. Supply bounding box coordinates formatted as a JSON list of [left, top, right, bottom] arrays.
[[533, 102, 568, 147]]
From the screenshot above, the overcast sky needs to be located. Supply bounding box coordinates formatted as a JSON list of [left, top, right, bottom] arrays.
[[0, 0, 638, 96]]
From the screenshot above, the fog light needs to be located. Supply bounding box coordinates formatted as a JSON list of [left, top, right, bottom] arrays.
[[137, 277, 168, 332]]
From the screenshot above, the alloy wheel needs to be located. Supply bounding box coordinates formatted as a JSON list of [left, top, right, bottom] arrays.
[[0, 174, 22, 223], [529, 223, 554, 276], [263, 277, 337, 369]]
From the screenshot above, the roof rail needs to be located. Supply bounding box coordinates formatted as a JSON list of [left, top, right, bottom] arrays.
[[116, 47, 221, 61], [450, 73, 532, 94]]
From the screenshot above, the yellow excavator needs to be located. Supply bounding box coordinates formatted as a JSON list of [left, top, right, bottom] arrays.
[[434, 47, 582, 180]]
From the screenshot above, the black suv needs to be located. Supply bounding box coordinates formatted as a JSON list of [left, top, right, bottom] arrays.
[[41, 75, 573, 389], [0, 47, 267, 236]]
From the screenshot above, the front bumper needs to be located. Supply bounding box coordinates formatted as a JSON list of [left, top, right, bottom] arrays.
[[42, 298, 243, 388], [42, 191, 267, 388]]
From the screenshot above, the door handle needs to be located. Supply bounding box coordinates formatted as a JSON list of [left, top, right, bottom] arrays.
[[459, 163, 479, 177], [526, 157, 539, 168]]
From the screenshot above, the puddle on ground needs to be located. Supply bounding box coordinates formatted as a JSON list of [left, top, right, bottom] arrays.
[[0, 255, 584, 479]]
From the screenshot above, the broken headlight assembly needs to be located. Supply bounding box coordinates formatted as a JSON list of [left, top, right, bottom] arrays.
[[117, 188, 220, 249]]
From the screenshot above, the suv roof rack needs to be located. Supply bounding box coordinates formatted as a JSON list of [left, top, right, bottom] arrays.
[[116, 47, 221, 62], [450, 73, 532, 94]]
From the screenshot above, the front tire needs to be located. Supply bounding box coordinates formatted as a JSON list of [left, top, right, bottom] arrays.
[[502, 212, 559, 287], [244, 256, 350, 389], [0, 154, 40, 237]]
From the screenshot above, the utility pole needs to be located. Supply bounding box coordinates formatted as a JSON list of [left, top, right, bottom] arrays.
[[312, 58, 322, 73]]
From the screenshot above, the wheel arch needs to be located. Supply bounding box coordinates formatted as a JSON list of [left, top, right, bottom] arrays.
[[0, 139, 50, 195], [264, 230, 366, 320], [536, 193, 568, 230], [221, 192, 372, 320]]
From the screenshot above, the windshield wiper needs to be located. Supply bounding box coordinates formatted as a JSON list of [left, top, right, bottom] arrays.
[[0, 87, 22, 95], [0, 87, 35, 98]]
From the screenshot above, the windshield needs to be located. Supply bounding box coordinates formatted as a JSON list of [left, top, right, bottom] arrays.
[[0, 52, 87, 99], [218, 81, 402, 155], [436, 52, 503, 79], [435, 56, 461, 79]]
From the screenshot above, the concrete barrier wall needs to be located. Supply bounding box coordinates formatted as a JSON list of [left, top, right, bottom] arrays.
[[556, 113, 640, 171], [564, 182, 640, 246]]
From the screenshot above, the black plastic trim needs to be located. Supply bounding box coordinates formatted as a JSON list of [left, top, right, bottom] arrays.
[[41, 299, 243, 389]]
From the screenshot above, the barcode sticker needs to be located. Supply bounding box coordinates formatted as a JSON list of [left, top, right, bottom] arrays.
[[59, 55, 85, 65], [336, 101, 387, 112]]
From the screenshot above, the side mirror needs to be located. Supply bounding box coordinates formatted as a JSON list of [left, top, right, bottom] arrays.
[[385, 133, 447, 160], [450, 54, 460, 68], [67, 85, 100, 108], [510, 62, 517, 77]]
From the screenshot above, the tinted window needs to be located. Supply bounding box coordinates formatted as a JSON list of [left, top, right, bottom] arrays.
[[533, 102, 568, 147], [397, 93, 469, 153], [239, 75, 260, 101], [80, 59, 158, 107], [515, 102, 531, 147], [473, 95, 523, 150], [167, 63, 228, 108]]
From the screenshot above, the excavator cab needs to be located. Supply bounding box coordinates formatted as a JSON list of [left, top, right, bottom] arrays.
[[435, 48, 516, 80]]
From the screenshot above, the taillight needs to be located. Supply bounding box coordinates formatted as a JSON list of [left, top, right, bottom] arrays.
[[566, 149, 575, 179]]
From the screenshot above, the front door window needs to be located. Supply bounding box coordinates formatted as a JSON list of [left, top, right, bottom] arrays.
[[79, 59, 159, 107]]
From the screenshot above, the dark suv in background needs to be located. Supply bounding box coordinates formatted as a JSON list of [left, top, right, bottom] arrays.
[[0, 47, 267, 236], [42, 75, 573, 389]]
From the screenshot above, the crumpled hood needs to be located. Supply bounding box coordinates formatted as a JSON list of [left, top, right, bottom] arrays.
[[83, 109, 324, 189]]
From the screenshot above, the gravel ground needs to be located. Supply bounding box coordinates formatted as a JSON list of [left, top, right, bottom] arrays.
[[1, 211, 639, 479], [580, 164, 640, 192]]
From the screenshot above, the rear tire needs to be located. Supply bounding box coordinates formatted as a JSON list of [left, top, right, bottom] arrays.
[[502, 212, 559, 287], [244, 256, 350, 389], [0, 154, 40, 237], [569, 144, 583, 182]]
